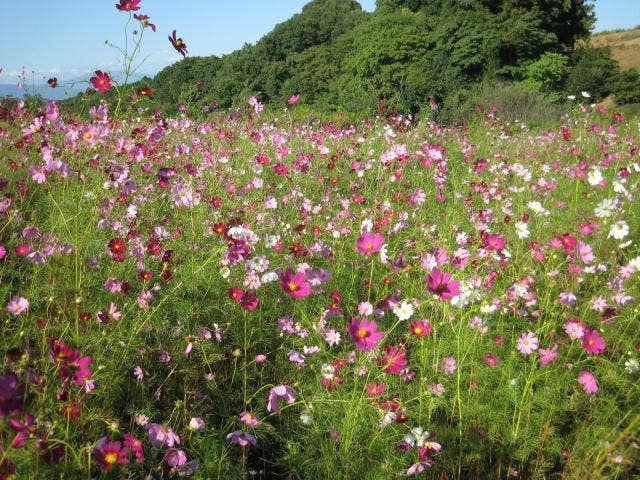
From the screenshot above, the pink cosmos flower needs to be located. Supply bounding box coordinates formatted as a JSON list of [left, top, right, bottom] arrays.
[[240, 411, 259, 426], [379, 345, 407, 374], [226, 431, 257, 447], [288, 94, 300, 105], [564, 318, 585, 339], [356, 231, 384, 255], [348, 317, 384, 350], [165, 449, 187, 467], [280, 269, 311, 299], [485, 233, 506, 251], [577, 241, 595, 264], [538, 344, 558, 365], [425, 268, 460, 301], [365, 383, 387, 397], [516, 331, 538, 355], [6, 296, 29, 316], [578, 371, 598, 394], [582, 329, 606, 355], [267, 385, 296, 414], [442, 356, 457, 375], [145, 423, 180, 448], [484, 353, 499, 367], [410, 319, 431, 337]]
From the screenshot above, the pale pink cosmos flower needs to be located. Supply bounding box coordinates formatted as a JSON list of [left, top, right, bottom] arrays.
[[516, 332, 539, 355], [6, 296, 29, 316], [267, 385, 296, 414], [538, 344, 558, 365]]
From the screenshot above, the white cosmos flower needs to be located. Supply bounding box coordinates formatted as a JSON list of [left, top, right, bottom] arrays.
[[613, 179, 628, 194], [380, 243, 389, 263], [393, 300, 414, 321], [527, 201, 549, 216], [587, 168, 603, 186], [594, 198, 616, 218], [608, 221, 629, 240], [629, 256, 640, 270], [515, 222, 530, 239]]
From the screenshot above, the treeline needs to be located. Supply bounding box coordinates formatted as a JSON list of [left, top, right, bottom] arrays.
[[66, 0, 640, 121]]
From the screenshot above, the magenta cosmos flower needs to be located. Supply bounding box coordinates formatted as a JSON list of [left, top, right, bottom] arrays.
[[280, 269, 311, 299], [582, 329, 606, 355], [578, 371, 598, 394], [115, 0, 140, 11], [485, 233, 506, 251], [356, 231, 384, 255], [348, 317, 384, 350], [267, 385, 296, 414], [425, 268, 460, 301], [90, 70, 111, 93]]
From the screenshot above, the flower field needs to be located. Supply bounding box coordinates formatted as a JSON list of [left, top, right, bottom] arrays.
[[0, 95, 639, 479]]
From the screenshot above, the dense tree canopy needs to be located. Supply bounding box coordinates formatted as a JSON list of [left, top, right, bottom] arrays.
[[66, 0, 631, 120]]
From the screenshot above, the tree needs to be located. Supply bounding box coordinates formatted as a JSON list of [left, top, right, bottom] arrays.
[[565, 47, 619, 101], [612, 69, 640, 105]]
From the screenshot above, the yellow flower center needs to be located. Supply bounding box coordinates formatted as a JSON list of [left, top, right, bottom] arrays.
[[288, 282, 298, 292], [414, 326, 423, 335], [357, 328, 368, 338], [104, 453, 118, 465]]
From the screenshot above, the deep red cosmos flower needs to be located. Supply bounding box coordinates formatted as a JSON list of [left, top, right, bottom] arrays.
[[90, 71, 111, 94], [115, 0, 141, 12], [136, 87, 153, 97], [169, 30, 188, 57], [47, 77, 58, 88]]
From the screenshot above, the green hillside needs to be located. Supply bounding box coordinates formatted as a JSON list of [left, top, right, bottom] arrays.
[[66, 0, 640, 120]]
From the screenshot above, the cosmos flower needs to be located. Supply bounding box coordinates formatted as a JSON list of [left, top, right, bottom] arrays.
[[608, 221, 629, 240], [516, 331, 538, 355], [578, 371, 598, 394], [348, 317, 384, 350], [134, 14, 156, 32], [92, 439, 129, 473], [6, 296, 29, 316], [90, 70, 111, 93], [582, 329, 606, 355], [169, 30, 188, 57], [267, 385, 296, 414], [538, 344, 558, 365], [226, 431, 257, 447], [280, 269, 311, 299], [380, 345, 407, 374], [425, 268, 460, 302], [410, 319, 431, 337], [485, 233, 506, 251], [115, 0, 141, 11], [356, 231, 384, 255]]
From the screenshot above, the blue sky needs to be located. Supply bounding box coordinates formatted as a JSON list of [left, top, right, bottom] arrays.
[[0, 0, 638, 84]]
